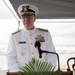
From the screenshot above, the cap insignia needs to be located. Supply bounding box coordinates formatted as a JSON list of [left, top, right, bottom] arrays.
[[22, 5, 29, 12]]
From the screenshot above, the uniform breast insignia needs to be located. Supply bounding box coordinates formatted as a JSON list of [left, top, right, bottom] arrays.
[[37, 28, 48, 32], [35, 35, 45, 42], [12, 29, 21, 35]]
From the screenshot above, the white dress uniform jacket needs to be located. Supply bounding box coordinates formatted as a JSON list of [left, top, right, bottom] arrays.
[[7, 27, 57, 72]]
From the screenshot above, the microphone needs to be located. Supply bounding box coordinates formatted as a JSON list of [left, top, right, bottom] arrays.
[[34, 41, 60, 70]]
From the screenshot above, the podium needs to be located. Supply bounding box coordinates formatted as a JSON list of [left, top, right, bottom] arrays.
[[7, 71, 73, 75], [7, 57, 75, 75]]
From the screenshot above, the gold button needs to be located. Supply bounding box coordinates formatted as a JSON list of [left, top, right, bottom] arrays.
[[29, 34, 32, 36], [32, 52, 34, 54], [30, 42, 33, 45], [21, 52, 25, 56]]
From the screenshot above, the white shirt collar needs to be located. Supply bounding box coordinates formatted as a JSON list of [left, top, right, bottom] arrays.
[[23, 27, 36, 34]]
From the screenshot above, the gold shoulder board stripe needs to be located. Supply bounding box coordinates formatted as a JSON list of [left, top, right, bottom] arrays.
[[12, 29, 21, 35], [38, 28, 48, 32]]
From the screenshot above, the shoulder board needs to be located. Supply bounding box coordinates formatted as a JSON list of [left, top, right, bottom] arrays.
[[12, 29, 21, 35], [37, 28, 48, 32]]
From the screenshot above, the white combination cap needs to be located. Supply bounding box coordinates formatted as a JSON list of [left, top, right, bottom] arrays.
[[17, 3, 39, 16]]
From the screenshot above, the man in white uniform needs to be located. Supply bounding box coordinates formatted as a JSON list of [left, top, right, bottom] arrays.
[[7, 3, 57, 72]]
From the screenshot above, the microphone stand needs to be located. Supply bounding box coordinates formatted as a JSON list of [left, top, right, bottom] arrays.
[[67, 57, 75, 71], [35, 41, 60, 70]]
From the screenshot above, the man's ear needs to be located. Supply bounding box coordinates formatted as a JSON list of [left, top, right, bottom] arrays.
[[34, 16, 36, 21]]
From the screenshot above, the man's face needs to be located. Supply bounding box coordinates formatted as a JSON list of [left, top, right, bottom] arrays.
[[21, 15, 36, 30]]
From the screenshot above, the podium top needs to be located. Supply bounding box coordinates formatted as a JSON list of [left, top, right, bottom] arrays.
[[7, 71, 73, 75]]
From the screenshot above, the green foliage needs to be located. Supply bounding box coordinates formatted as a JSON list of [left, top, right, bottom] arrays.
[[19, 58, 62, 75]]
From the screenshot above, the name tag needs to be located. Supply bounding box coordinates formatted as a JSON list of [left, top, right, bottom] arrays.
[[18, 41, 26, 44]]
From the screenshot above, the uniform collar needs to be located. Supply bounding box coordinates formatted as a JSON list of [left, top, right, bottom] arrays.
[[23, 27, 36, 34]]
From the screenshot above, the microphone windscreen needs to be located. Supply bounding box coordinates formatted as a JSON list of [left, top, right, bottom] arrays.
[[35, 41, 41, 48]]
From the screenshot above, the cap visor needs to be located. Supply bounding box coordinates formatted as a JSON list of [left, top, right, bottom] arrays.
[[20, 12, 35, 16]]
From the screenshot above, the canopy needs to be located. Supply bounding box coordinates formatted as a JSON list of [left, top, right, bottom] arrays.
[[3, 0, 75, 20]]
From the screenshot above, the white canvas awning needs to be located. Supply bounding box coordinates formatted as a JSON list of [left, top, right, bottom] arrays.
[[3, 0, 75, 21]]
